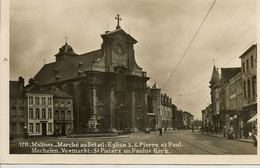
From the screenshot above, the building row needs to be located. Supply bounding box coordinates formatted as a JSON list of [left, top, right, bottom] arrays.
[[10, 76, 195, 137], [10, 77, 73, 137], [146, 82, 195, 131], [202, 44, 257, 137]]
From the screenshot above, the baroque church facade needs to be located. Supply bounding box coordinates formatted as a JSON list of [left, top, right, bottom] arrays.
[[34, 16, 149, 133]]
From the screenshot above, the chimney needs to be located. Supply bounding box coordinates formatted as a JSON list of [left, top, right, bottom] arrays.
[[18, 76, 24, 92]]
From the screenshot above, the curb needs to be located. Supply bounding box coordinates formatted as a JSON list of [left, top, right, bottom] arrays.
[[235, 138, 253, 144], [201, 133, 253, 144]]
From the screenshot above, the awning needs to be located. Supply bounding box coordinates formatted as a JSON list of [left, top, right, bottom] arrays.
[[147, 113, 156, 116], [247, 114, 257, 123]]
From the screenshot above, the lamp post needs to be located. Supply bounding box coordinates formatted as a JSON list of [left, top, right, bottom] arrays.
[[234, 115, 238, 138], [24, 125, 27, 139]]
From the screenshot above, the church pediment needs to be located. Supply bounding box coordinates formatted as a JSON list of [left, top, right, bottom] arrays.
[[101, 29, 137, 44]]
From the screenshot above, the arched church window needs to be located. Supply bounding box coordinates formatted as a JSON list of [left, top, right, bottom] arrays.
[[80, 81, 87, 105], [117, 71, 124, 91]]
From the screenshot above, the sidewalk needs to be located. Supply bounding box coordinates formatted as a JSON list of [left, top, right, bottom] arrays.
[[201, 132, 254, 144]]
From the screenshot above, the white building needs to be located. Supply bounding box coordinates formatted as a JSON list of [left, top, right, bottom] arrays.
[[25, 79, 54, 136]]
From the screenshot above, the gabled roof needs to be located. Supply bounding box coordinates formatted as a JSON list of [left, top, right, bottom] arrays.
[[54, 88, 72, 98], [221, 67, 241, 84], [101, 28, 138, 44], [25, 82, 53, 94], [239, 44, 257, 59], [34, 49, 101, 85], [10, 81, 24, 98]]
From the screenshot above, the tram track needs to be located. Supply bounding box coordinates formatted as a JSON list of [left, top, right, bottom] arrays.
[[168, 132, 229, 154]]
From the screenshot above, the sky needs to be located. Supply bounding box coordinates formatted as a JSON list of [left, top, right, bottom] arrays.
[[10, 0, 256, 120]]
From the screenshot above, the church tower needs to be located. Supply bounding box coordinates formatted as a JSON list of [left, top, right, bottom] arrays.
[[55, 39, 78, 61]]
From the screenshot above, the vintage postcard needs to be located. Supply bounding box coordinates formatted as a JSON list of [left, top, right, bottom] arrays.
[[1, 0, 259, 164]]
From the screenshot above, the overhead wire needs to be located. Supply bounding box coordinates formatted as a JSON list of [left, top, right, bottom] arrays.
[[185, 25, 254, 92], [187, 19, 248, 85], [162, 0, 216, 91], [180, 37, 256, 97]]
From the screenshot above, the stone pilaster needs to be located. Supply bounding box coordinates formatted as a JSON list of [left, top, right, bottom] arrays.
[[109, 87, 116, 132], [131, 91, 138, 132]]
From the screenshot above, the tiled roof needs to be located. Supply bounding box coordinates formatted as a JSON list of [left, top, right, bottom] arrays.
[[25, 82, 53, 94], [10, 81, 24, 98], [34, 49, 101, 85], [54, 88, 72, 98], [221, 67, 241, 84]]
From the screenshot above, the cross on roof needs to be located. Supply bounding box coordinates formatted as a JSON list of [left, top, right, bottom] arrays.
[[115, 14, 122, 30], [65, 36, 68, 44]]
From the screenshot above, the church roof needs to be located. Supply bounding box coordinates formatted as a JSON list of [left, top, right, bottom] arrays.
[[34, 49, 102, 85], [101, 28, 138, 44], [53, 88, 72, 98], [221, 67, 241, 84], [55, 42, 78, 56]]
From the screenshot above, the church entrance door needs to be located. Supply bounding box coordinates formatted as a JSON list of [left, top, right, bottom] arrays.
[[115, 108, 128, 131]]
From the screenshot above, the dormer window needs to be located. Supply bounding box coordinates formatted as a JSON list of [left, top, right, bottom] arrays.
[[78, 71, 83, 76], [55, 76, 61, 81], [78, 62, 83, 68], [53, 68, 59, 73]]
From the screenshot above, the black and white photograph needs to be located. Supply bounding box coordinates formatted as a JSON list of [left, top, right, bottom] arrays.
[[1, 0, 259, 164]]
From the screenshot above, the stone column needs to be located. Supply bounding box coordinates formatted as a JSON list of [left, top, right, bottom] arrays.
[[92, 83, 97, 118], [109, 87, 116, 132], [132, 91, 138, 132]]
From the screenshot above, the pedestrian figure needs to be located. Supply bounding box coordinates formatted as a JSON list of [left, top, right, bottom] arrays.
[[159, 127, 162, 136], [227, 125, 234, 140], [252, 125, 257, 146], [223, 125, 226, 137], [164, 126, 167, 132], [192, 125, 194, 133], [243, 125, 249, 139]]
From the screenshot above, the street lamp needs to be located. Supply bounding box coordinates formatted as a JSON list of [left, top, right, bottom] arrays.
[[24, 125, 27, 139], [234, 115, 237, 138]]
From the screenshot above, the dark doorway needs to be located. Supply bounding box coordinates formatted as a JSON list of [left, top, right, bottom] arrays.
[[42, 123, 46, 136], [151, 118, 156, 131], [137, 118, 144, 132], [62, 124, 66, 135], [115, 110, 128, 130]]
